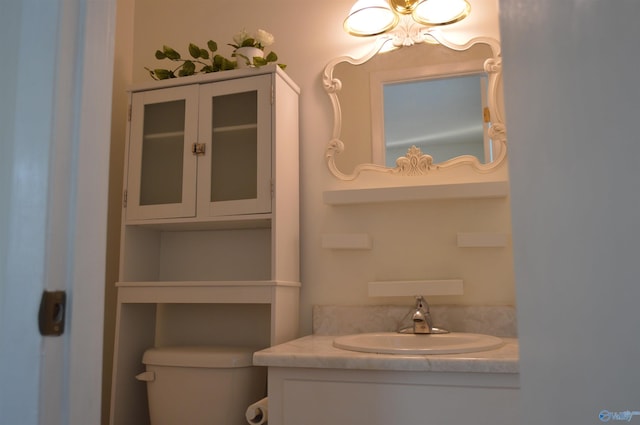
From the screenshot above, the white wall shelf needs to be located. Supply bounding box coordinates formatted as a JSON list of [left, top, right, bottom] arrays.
[[321, 233, 373, 250], [323, 181, 509, 205], [368, 280, 464, 297]]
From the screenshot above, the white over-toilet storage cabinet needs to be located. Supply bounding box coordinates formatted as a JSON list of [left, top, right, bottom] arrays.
[[109, 64, 300, 424]]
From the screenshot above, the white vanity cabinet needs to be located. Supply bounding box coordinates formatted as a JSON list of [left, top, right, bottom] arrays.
[[254, 336, 520, 425], [110, 65, 300, 425], [267, 367, 519, 425]]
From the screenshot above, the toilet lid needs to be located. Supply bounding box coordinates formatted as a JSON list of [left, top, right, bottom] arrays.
[[142, 346, 257, 368]]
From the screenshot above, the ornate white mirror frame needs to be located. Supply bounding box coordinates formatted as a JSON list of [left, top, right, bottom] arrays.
[[323, 29, 506, 181]]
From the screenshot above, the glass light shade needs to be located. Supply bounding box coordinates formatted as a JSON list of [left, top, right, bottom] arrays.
[[344, 0, 399, 36], [412, 0, 470, 25]]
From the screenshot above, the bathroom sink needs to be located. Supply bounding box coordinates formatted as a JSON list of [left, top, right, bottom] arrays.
[[333, 332, 504, 355]]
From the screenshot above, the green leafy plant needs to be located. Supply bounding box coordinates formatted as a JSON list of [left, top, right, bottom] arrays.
[[145, 29, 286, 80], [145, 40, 236, 80]]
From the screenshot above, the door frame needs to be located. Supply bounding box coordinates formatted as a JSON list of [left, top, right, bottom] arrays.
[[64, 0, 117, 422]]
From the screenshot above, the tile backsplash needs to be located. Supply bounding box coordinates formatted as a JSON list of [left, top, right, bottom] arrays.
[[313, 304, 517, 337]]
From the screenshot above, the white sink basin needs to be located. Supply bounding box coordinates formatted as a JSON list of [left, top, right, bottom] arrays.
[[333, 332, 504, 355]]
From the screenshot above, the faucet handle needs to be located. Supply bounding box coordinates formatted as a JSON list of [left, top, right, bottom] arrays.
[[414, 295, 428, 311]]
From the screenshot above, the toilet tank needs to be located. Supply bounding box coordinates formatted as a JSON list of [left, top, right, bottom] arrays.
[[138, 346, 266, 425]]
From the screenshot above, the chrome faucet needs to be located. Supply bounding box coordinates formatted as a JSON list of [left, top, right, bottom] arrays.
[[399, 296, 448, 334]]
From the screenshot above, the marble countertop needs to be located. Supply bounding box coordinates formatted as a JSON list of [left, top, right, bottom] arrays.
[[254, 335, 519, 374]]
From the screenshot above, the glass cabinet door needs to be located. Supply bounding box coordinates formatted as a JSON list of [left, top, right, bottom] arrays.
[[197, 74, 272, 216], [126, 85, 199, 220]]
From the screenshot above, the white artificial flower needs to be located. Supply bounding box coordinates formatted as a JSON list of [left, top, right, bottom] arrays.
[[233, 29, 249, 46], [255, 29, 274, 47]]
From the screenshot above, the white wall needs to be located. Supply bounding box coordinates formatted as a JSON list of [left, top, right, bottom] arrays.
[[500, 1, 640, 424], [107, 0, 514, 343]]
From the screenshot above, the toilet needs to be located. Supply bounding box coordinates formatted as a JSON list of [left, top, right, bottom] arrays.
[[137, 346, 266, 425]]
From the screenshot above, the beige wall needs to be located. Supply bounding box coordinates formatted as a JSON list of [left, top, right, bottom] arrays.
[[106, 0, 512, 341]]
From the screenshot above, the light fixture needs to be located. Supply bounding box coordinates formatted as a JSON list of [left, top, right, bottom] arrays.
[[344, 0, 470, 37]]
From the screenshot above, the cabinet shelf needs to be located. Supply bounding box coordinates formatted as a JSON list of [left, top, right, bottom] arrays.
[[116, 280, 301, 304], [143, 131, 184, 140], [213, 123, 257, 133], [124, 213, 271, 231]]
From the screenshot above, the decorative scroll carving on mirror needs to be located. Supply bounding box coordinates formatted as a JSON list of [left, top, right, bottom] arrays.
[[323, 30, 506, 181]]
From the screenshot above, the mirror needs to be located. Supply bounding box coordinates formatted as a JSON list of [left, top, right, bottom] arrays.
[[323, 31, 506, 180], [379, 73, 488, 166]]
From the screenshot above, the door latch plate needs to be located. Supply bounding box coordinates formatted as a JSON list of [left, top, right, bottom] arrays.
[[38, 290, 66, 336]]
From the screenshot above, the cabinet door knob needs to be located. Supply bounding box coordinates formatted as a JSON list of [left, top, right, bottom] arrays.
[[192, 143, 206, 155]]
